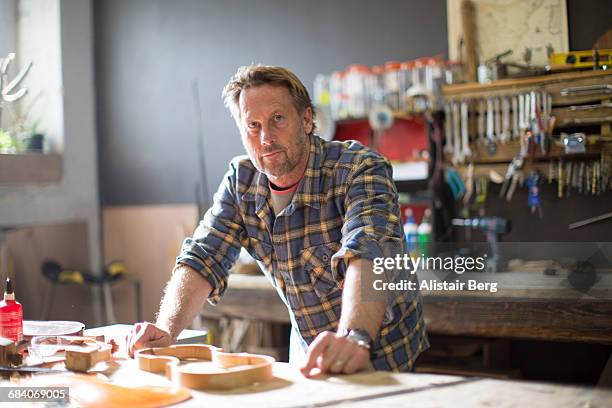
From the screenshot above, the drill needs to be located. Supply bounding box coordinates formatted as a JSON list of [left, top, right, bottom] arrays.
[[451, 217, 511, 272]]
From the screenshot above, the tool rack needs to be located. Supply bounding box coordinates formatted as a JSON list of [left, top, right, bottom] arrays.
[[442, 70, 612, 180]]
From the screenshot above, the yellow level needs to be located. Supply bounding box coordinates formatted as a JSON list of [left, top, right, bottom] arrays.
[[550, 49, 611, 68]]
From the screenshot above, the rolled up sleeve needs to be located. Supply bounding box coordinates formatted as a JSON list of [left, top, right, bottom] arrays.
[[331, 156, 405, 278], [176, 163, 245, 304]]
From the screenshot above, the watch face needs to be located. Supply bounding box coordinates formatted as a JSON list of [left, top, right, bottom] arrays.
[[347, 329, 372, 349]]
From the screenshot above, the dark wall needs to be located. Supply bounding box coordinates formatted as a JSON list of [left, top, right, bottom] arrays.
[[567, 0, 612, 50], [94, 0, 448, 205]]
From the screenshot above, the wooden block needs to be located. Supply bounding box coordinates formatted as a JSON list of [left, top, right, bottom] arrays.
[[65, 343, 112, 372], [0, 337, 17, 366]]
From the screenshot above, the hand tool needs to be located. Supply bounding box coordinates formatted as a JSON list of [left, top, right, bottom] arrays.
[[494, 97, 502, 142], [527, 171, 542, 217], [444, 102, 453, 155], [486, 97, 496, 154], [501, 96, 511, 143], [550, 49, 612, 69], [565, 161, 572, 197], [548, 161, 556, 184], [460, 100, 472, 160], [499, 156, 524, 198], [463, 163, 474, 205], [578, 162, 585, 193], [477, 99, 486, 145], [558, 159, 564, 198], [560, 84, 612, 96], [452, 101, 462, 164], [505, 170, 524, 201], [475, 175, 488, 206], [569, 211, 612, 230], [512, 95, 519, 140]]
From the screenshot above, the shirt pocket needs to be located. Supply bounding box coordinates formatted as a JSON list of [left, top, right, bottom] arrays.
[[301, 242, 342, 298]]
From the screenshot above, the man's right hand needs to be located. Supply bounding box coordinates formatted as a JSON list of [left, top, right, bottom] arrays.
[[125, 322, 173, 357]]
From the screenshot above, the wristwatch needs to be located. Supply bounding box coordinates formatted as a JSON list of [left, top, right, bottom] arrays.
[[338, 328, 373, 350]]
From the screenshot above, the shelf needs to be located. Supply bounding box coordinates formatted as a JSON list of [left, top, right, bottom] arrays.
[[0, 153, 62, 184], [442, 70, 612, 105], [445, 139, 606, 165]]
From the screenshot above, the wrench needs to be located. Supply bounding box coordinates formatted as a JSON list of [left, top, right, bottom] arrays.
[[444, 102, 453, 155], [460, 100, 472, 160], [486, 97, 496, 154], [452, 101, 462, 164], [500, 96, 511, 143], [477, 99, 486, 145], [512, 95, 519, 140]]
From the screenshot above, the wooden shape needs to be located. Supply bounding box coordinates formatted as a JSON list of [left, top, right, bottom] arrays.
[[64, 338, 112, 372], [0, 336, 21, 366], [135, 344, 275, 390], [26, 372, 191, 408]]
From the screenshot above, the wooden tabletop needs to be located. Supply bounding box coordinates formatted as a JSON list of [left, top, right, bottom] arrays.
[[87, 359, 612, 407]]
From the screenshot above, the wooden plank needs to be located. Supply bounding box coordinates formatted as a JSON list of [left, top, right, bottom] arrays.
[[102, 205, 199, 323], [423, 298, 612, 344], [0, 153, 62, 184]]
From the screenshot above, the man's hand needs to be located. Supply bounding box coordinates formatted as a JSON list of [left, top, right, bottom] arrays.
[[125, 322, 173, 357], [300, 331, 373, 377]]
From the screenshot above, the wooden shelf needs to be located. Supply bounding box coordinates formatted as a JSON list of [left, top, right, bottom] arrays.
[[0, 153, 62, 184], [443, 70, 612, 106]]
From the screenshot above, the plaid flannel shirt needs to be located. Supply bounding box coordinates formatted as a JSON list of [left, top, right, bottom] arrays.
[[177, 135, 429, 371]]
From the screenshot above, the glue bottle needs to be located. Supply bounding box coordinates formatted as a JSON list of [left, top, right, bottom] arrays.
[[0, 277, 23, 342]]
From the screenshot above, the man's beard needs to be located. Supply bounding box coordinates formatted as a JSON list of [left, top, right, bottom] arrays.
[[249, 131, 309, 178]]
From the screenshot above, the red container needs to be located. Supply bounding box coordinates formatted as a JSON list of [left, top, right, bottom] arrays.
[[0, 278, 23, 342]]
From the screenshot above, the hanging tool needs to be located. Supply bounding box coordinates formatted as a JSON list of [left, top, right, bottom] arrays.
[[527, 171, 542, 217], [463, 163, 474, 205], [444, 102, 454, 155], [569, 211, 612, 230], [494, 97, 502, 142], [452, 101, 462, 164], [500, 96, 511, 143], [505, 170, 524, 201], [460, 100, 472, 160], [512, 95, 519, 140], [445, 167, 466, 200], [475, 175, 488, 206], [477, 99, 486, 145], [486, 97, 496, 154]]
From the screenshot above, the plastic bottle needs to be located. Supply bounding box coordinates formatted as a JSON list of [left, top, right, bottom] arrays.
[[403, 208, 418, 255], [417, 209, 433, 257], [0, 277, 23, 342]]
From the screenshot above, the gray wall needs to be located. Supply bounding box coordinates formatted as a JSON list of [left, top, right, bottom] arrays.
[[94, 0, 448, 205]]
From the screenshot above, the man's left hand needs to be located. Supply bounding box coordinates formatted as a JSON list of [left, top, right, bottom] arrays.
[[300, 331, 373, 377]]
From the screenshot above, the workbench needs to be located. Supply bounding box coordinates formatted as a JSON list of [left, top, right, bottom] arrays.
[[204, 272, 612, 345], [120, 362, 612, 407], [3, 321, 611, 406]]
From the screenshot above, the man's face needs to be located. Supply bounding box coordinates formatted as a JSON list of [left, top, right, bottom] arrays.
[[237, 84, 313, 181]]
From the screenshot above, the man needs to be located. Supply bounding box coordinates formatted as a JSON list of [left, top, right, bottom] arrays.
[[126, 65, 428, 375]]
